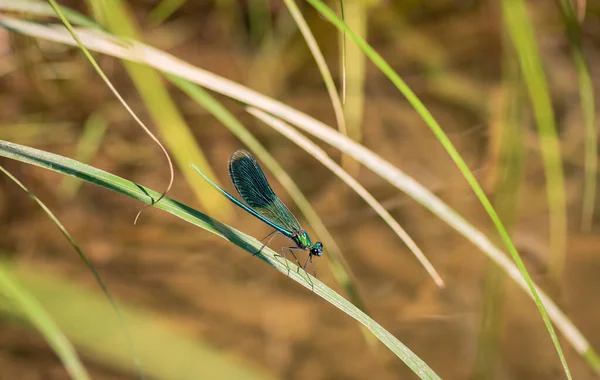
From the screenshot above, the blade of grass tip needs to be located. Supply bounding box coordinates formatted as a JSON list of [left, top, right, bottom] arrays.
[[147, 0, 189, 26], [167, 74, 370, 315], [0, 264, 91, 380], [0, 18, 595, 373], [305, 1, 571, 377], [247, 107, 444, 288], [502, 0, 568, 283], [60, 111, 108, 198], [556, 0, 597, 231], [0, 140, 441, 379], [281, 0, 347, 139], [0, 164, 145, 380], [90, 0, 232, 221], [46, 0, 174, 225]]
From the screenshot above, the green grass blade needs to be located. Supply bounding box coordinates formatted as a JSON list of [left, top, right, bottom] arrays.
[[305, 1, 571, 377], [0, 259, 273, 380], [0, 139, 441, 380], [338, 0, 346, 104], [0, 264, 90, 380], [281, 0, 347, 139], [556, 0, 597, 231], [502, 0, 568, 283], [340, 0, 366, 145], [0, 164, 144, 379], [338, 0, 365, 173]]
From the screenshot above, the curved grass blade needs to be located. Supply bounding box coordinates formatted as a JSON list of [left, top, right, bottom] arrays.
[[304, 1, 571, 377], [0, 164, 144, 380], [0, 264, 90, 380], [0, 139, 441, 380], [247, 108, 444, 288], [281, 0, 347, 139], [0, 15, 596, 373]]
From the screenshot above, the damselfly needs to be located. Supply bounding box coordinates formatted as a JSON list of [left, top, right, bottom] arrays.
[[193, 150, 323, 282]]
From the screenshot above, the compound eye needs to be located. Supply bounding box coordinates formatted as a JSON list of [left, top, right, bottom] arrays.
[[311, 242, 324, 257]]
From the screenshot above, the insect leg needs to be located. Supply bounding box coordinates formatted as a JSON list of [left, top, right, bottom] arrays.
[[290, 249, 313, 290], [279, 247, 295, 276], [306, 255, 317, 279], [253, 230, 279, 257]]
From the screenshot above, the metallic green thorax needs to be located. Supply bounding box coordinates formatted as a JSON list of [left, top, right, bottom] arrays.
[[293, 231, 313, 250]]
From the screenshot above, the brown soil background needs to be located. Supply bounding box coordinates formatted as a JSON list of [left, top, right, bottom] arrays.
[[1, 1, 600, 379]]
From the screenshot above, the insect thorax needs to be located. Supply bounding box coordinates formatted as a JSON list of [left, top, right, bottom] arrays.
[[293, 231, 312, 250]]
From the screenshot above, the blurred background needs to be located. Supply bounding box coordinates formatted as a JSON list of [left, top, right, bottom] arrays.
[[1, 0, 600, 379]]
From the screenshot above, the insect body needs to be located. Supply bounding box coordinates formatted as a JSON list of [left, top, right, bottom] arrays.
[[194, 150, 323, 280]]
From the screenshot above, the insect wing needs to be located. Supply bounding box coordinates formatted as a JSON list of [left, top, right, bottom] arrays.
[[228, 150, 302, 235]]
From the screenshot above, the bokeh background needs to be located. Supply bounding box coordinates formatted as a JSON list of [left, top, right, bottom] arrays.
[[1, 0, 600, 379]]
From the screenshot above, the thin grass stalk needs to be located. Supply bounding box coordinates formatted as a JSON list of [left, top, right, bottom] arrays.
[[281, 0, 347, 139], [339, 0, 365, 175]]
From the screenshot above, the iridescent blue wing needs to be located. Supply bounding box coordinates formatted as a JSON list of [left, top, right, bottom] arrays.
[[228, 150, 303, 236]]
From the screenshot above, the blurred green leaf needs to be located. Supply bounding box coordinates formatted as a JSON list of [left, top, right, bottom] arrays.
[[0, 259, 273, 380], [0, 263, 90, 380]]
